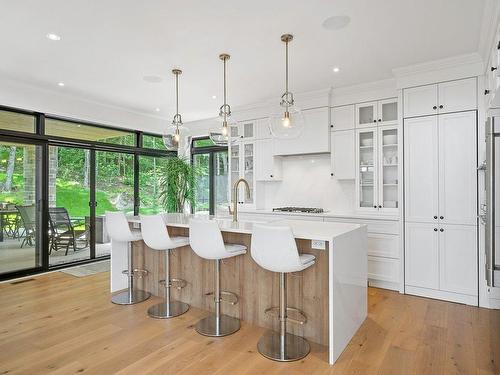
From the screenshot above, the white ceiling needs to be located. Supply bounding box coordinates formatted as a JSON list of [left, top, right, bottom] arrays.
[[0, 0, 487, 124]]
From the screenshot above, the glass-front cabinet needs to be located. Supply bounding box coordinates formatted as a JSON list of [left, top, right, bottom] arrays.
[[357, 129, 377, 209], [229, 141, 255, 208], [356, 125, 399, 214], [356, 98, 398, 128], [230, 121, 255, 141]]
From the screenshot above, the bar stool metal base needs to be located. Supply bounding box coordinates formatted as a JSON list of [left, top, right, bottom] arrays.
[[147, 301, 189, 319], [195, 314, 241, 337], [257, 330, 310, 362], [111, 289, 151, 305]]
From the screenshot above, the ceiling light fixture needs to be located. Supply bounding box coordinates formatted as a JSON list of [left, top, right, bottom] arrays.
[[322, 16, 351, 30], [269, 34, 304, 139], [333, 67, 340, 73], [212, 95, 217, 99], [163, 69, 191, 153], [57, 82, 65, 87], [46, 33, 61, 41], [155, 107, 160, 112], [209, 54, 236, 146]]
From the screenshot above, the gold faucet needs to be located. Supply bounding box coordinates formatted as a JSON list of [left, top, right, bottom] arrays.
[[232, 178, 251, 222]]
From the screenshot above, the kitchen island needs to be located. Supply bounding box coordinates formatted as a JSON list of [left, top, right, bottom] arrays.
[[110, 213, 367, 365]]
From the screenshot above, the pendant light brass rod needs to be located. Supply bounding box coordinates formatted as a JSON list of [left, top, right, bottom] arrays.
[[175, 72, 179, 116], [223, 57, 227, 122]]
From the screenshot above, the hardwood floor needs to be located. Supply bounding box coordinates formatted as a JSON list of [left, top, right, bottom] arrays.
[[0, 271, 498, 375]]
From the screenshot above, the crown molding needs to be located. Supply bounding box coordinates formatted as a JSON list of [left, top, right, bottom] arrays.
[[478, 0, 500, 67], [392, 53, 483, 78], [392, 53, 484, 89]]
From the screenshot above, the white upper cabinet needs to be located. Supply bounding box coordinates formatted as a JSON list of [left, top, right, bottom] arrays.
[[331, 105, 355, 131], [273, 107, 329, 156], [404, 116, 439, 223], [355, 101, 378, 128], [254, 118, 272, 140], [439, 224, 478, 296], [356, 99, 398, 128], [403, 84, 438, 118], [403, 78, 477, 118], [230, 120, 255, 141], [377, 99, 398, 126], [255, 138, 282, 181], [437, 112, 477, 225], [330, 130, 355, 180], [438, 78, 477, 114]]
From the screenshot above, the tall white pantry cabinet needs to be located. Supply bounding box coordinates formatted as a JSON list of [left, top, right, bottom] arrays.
[[403, 77, 478, 305]]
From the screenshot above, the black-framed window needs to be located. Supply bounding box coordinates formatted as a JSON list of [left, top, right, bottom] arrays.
[[191, 137, 229, 216], [0, 104, 175, 281]]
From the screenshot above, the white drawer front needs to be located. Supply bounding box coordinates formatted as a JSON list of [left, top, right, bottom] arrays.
[[368, 234, 399, 258], [364, 220, 399, 235], [368, 256, 400, 283]]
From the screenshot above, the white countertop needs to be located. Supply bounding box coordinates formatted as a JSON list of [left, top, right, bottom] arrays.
[[236, 208, 399, 221], [128, 213, 364, 241]]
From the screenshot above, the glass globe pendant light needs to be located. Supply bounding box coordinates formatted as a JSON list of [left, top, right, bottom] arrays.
[[269, 34, 304, 139], [163, 69, 191, 153], [209, 54, 236, 146]]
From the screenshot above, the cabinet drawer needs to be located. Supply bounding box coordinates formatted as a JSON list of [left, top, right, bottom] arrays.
[[364, 220, 399, 235], [368, 256, 400, 283], [368, 234, 399, 258]]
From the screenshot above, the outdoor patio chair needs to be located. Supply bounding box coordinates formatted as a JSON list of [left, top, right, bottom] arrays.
[[16, 205, 36, 248], [48, 207, 89, 255]]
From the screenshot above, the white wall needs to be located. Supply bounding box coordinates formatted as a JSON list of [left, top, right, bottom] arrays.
[[258, 154, 355, 212]]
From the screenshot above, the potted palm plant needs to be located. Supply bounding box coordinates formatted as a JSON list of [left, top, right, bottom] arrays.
[[159, 157, 197, 213]]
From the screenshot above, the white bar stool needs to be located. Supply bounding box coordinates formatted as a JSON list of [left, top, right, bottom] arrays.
[[251, 224, 315, 362], [140, 214, 190, 319], [106, 211, 150, 305], [189, 218, 246, 337]]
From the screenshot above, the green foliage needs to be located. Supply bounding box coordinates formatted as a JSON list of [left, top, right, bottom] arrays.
[[159, 157, 197, 213]]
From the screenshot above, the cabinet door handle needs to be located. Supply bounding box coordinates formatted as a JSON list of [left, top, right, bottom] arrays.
[[330, 125, 334, 128], [492, 66, 498, 72], [440, 228, 444, 232], [373, 205, 377, 209], [378, 205, 382, 208], [330, 173, 334, 177], [433, 216, 437, 219], [373, 120, 377, 123], [378, 119, 382, 122], [433, 106, 437, 110], [439, 105, 443, 109], [485, 89, 491, 95], [440, 216, 444, 219], [434, 228, 438, 232], [270, 174, 273, 178]]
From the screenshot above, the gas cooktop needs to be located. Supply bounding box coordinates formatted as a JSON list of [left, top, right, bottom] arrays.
[[272, 207, 325, 214]]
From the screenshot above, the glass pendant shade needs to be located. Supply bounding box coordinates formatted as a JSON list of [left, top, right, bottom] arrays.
[[163, 69, 191, 154], [163, 121, 191, 154], [208, 115, 236, 146], [269, 104, 304, 139]]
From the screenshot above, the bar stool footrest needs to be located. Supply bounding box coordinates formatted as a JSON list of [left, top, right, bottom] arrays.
[[204, 290, 239, 305], [121, 268, 149, 278], [159, 278, 187, 290], [264, 306, 307, 325]]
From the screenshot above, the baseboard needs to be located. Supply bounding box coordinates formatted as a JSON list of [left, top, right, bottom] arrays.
[[405, 285, 478, 306], [368, 279, 400, 291]]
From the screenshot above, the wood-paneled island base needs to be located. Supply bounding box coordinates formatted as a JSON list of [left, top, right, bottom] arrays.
[[110, 214, 368, 364]]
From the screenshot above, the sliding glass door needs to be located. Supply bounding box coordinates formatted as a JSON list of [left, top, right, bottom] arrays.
[[138, 155, 170, 214], [0, 140, 43, 276], [191, 138, 229, 216], [48, 146, 91, 266], [95, 150, 134, 256]]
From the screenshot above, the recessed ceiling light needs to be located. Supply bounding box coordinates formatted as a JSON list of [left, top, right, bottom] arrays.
[[333, 67, 340, 73], [322, 16, 351, 30], [143, 75, 163, 83], [155, 107, 160, 112], [57, 82, 65, 87], [212, 95, 217, 99], [46, 33, 61, 41]]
